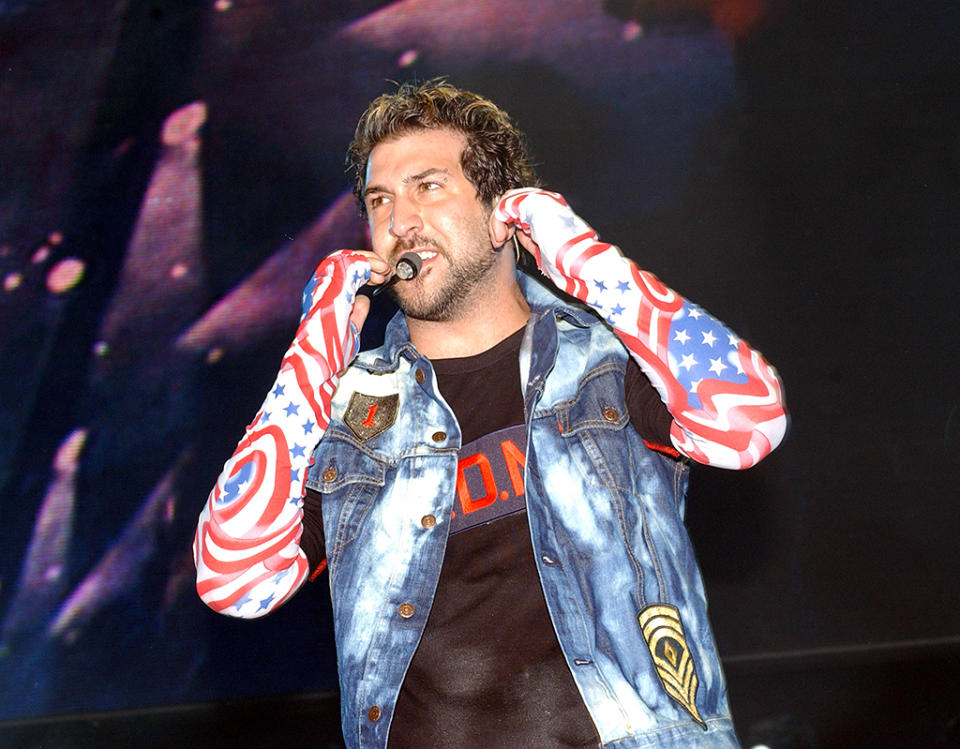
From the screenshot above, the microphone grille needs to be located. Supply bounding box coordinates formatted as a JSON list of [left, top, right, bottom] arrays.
[[395, 252, 422, 280]]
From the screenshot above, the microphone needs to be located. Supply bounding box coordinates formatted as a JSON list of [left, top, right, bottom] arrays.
[[371, 251, 422, 296], [395, 251, 422, 280]]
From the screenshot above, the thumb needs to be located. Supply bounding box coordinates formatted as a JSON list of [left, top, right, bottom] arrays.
[[349, 294, 371, 336], [489, 210, 513, 248]]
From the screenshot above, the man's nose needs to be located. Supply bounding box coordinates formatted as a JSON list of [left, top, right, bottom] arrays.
[[389, 196, 423, 239]]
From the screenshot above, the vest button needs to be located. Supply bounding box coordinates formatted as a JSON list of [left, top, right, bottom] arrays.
[[398, 602, 415, 618], [421, 514, 437, 529], [367, 705, 381, 722], [431, 431, 446, 443], [321, 467, 337, 482], [415, 368, 425, 384], [602, 407, 619, 422]]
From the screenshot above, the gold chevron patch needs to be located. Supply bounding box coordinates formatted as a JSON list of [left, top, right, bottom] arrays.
[[344, 392, 398, 442], [638, 604, 707, 730]]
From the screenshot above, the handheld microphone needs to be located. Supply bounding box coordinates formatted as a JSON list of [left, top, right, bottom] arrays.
[[395, 252, 422, 280], [372, 251, 422, 296]]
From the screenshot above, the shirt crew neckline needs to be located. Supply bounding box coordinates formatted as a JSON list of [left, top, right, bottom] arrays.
[[430, 325, 526, 376]]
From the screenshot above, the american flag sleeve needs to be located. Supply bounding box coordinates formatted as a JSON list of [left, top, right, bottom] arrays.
[[496, 188, 787, 469], [194, 250, 371, 617]]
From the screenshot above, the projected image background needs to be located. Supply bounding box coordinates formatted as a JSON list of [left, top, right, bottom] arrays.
[[1, 0, 958, 734]]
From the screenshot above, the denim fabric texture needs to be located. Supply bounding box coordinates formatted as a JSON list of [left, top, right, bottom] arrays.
[[306, 273, 740, 749]]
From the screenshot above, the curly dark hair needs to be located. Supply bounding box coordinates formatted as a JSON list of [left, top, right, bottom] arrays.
[[346, 79, 538, 216]]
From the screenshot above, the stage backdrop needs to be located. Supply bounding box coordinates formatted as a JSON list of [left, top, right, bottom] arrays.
[[1, 0, 958, 727]]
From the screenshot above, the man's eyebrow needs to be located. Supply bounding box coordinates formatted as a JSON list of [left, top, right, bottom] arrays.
[[403, 167, 450, 184], [363, 168, 449, 200]]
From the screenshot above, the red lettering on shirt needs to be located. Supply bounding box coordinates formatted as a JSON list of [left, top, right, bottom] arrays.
[[450, 425, 528, 535]]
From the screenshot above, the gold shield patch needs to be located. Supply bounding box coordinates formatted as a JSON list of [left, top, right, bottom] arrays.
[[344, 392, 399, 442], [638, 603, 707, 730]]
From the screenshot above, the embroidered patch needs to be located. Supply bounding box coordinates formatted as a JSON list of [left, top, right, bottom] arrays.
[[638, 603, 707, 730], [344, 392, 399, 442]]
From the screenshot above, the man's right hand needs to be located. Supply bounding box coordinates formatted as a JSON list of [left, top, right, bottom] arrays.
[[347, 250, 391, 336], [297, 249, 390, 375], [195, 248, 391, 619]]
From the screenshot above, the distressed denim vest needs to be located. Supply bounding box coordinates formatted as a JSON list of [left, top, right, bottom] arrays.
[[306, 274, 740, 748]]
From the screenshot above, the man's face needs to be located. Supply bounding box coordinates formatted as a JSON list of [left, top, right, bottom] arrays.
[[363, 128, 499, 322]]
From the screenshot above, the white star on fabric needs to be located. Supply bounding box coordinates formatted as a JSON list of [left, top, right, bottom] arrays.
[[674, 329, 690, 345], [709, 357, 728, 375], [728, 333, 739, 346], [679, 353, 698, 371], [560, 215, 579, 232], [688, 308, 703, 319], [689, 378, 702, 394], [702, 330, 717, 347]]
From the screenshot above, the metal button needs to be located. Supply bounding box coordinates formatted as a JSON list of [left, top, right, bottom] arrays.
[[398, 602, 415, 618], [602, 407, 619, 422], [321, 467, 337, 482], [421, 514, 437, 529], [367, 705, 381, 722], [415, 368, 425, 384], [431, 431, 446, 443]]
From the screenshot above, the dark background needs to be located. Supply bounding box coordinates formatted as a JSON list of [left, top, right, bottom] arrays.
[[1, 0, 958, 746]]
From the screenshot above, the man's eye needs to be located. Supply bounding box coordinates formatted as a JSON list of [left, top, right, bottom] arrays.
[[420, 181, 441, 192], [368, 195, 388, 210]]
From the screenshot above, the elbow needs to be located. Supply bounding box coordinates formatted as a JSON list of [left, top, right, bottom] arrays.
[[734, 410, 791, 469], [194, 556, 263, 620], [747, 408, 791, 468], [194, 553, 306, 620], [725, 355, 789, 468], [195, 578, 275, 620], [733, 407, 790, 469], [671, 408, 789, 470], [745, 392, 790, 467]]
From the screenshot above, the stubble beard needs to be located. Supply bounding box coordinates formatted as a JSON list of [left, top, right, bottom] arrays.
[[389, 229, 499, 323]]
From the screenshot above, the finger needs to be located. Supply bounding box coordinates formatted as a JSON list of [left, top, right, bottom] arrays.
[[370, 255, 395, 286], [350, 250, 389, 280], [515, 229, 540, 259], [368, 255, 391, 282], [488, 211, 514, 249], [346, 250, 390, 288], [368, 270, 391, 287], [349, 294, 371, 334]]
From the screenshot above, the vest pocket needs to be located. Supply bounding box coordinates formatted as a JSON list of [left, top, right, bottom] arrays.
[[310, 437, 388, 567], [552, 365, 634, 491]]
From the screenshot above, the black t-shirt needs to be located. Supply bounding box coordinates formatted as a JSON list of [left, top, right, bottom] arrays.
[[302, 327, 673, 748]]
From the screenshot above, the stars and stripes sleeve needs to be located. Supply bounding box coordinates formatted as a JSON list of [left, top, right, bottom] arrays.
[[496, 188, 787, 470], [193, 250, 370, 618]]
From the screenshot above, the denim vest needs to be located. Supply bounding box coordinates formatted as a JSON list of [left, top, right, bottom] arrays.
[[306, 274, 739, 749]]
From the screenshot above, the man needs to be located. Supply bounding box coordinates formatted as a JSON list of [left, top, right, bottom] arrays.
[[195, 80, 787, 748]]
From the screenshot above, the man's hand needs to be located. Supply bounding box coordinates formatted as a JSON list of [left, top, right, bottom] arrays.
[[195, 248, 390, 619], [490, 188, 562, 264], [492, 187, 787, 470], [347, 251, 390, 336], [491, 187, 596, 294]]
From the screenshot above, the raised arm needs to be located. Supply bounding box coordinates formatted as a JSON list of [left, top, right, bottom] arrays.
[[494, 188, 787, 469], [194, 250, 377, 618]]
